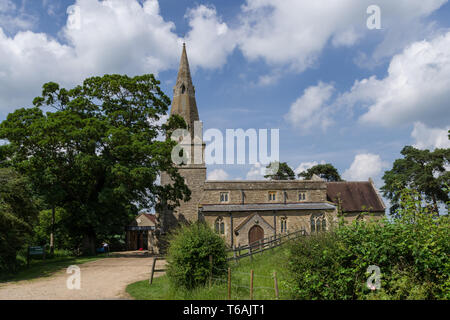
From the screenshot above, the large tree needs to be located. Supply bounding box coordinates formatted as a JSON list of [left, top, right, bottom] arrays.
[[0, 74, 190, 255], [0, 168, 39, 273], [298, 163, 343, 182], [382, 146, 449, 216], [264, 161, 296, 180]]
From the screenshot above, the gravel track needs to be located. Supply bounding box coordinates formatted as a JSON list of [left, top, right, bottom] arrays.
[[0, 256, 166, 300]]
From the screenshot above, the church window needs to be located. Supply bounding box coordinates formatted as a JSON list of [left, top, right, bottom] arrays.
[[268, 191, 277, 201], [310, 214, 327, 233], [215, 217, 225, 235], [298, 192, 306, 201], [280, 217, 288, 233], [181, 84, 186, 94], [220, 192, 229, 203]]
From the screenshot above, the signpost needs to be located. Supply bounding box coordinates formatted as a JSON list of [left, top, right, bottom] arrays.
[[27, 245, 46, 267]]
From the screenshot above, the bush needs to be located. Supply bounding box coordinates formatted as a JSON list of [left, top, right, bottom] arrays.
[[287, 188, 449, 300], [166, 222, 228, 290]]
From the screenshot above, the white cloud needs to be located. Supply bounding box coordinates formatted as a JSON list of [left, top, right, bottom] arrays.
[[0, 0, 36, 33], [184, 5, 237, 70], [339, 31, 450, 128], [294, 160, 326, 176], [343, 153, 388, 182], [246, 162, 266, 180], [0, 0, 449, 116], [0, 0, 236, 115], [207, 169, 229, 181], [284, 82, 335, 133], [411, 122, 450, 150], [0, 0, 184, 114], [236, 0, 447, 71], [254, 71, 281, 87]]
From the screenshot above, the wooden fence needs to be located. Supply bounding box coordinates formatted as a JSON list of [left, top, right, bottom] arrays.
[[227, 228, 307, 262], [149, 255, 166, 284], [148, 228, 307, 285]]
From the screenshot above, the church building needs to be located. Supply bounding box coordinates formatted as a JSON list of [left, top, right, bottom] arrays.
[[153, 44, 385, 252]]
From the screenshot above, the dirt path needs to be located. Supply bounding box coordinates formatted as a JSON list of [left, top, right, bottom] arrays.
[[0, 256, 166, 300]]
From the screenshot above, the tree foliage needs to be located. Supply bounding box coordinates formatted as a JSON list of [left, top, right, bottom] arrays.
[[382, 146, 449, 216], [0, 74, 190, 254], [32, 207, 76, 250], [0, 168, 39, 273], [297, 163, 343, 181], [264, 161, 296, 180]]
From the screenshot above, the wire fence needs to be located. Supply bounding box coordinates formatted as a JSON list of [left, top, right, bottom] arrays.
[[208, 260, 290, 299]]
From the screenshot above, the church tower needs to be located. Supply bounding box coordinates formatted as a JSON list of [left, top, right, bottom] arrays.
[[159, 44, 207, 233]]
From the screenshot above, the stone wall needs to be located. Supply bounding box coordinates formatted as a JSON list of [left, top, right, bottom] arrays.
[[203, 209, 337, 247], [200, 180, 328, 205], [160, 165, 207, 229]]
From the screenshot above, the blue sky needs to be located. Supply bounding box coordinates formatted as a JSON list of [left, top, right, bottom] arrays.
[[0, 0, 449, 203]]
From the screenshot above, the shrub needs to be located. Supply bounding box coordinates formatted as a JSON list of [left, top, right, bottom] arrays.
[[166, 222, 228, 290], [287, 188, 449, 300]]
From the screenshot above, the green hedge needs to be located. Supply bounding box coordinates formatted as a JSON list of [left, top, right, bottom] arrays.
[[288, 189, 449, 300], [166, 222, 228, 290]]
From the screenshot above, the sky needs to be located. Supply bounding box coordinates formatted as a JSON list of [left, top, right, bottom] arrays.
[[0, 0, 449, 207]]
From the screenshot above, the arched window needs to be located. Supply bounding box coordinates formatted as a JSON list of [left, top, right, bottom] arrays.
[[181, 84, 186, 94], [280, 217, 288, 233], [215, 217, 225, 235], [311, 214, 326, 233]]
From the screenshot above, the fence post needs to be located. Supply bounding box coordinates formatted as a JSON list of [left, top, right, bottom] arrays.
[[249, 244, 253, 261], [209, 255, 213, 288], [233, 245, 237, 263], [274, 271, 279, 299], [149, 257, 157, 285], [250, 269, 254, 300], [258, 239, 262, 253], [238, 243, 241, 257], [227, 267, 231, 300]]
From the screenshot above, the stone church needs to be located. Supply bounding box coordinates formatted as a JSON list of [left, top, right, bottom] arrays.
[[140, 44, 385, 252]]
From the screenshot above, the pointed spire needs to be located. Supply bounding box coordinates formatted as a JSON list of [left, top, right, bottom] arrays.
[[174, 42, 195, 97], [170, 43, 200, 137]]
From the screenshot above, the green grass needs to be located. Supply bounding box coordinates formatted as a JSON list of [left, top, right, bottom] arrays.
[[0, 251, 107, 283], [126, 246, 293, 300]]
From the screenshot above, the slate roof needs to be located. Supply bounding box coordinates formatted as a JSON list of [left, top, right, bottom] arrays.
[[200, 202, 336, 213], [326, 181, 385, 213]]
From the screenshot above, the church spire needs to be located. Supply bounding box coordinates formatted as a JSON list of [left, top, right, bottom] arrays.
[[174, 43, 194, 96], [170, 43, 199, 137]]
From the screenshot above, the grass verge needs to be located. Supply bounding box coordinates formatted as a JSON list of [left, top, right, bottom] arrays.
[[0, 253, 108, 283], [126, 246, 293, 300]]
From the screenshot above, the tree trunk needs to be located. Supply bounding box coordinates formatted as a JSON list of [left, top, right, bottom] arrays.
[[432, 194, 439, 217], [50, 206, 55, 255], [81, 232, 97, 256]]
